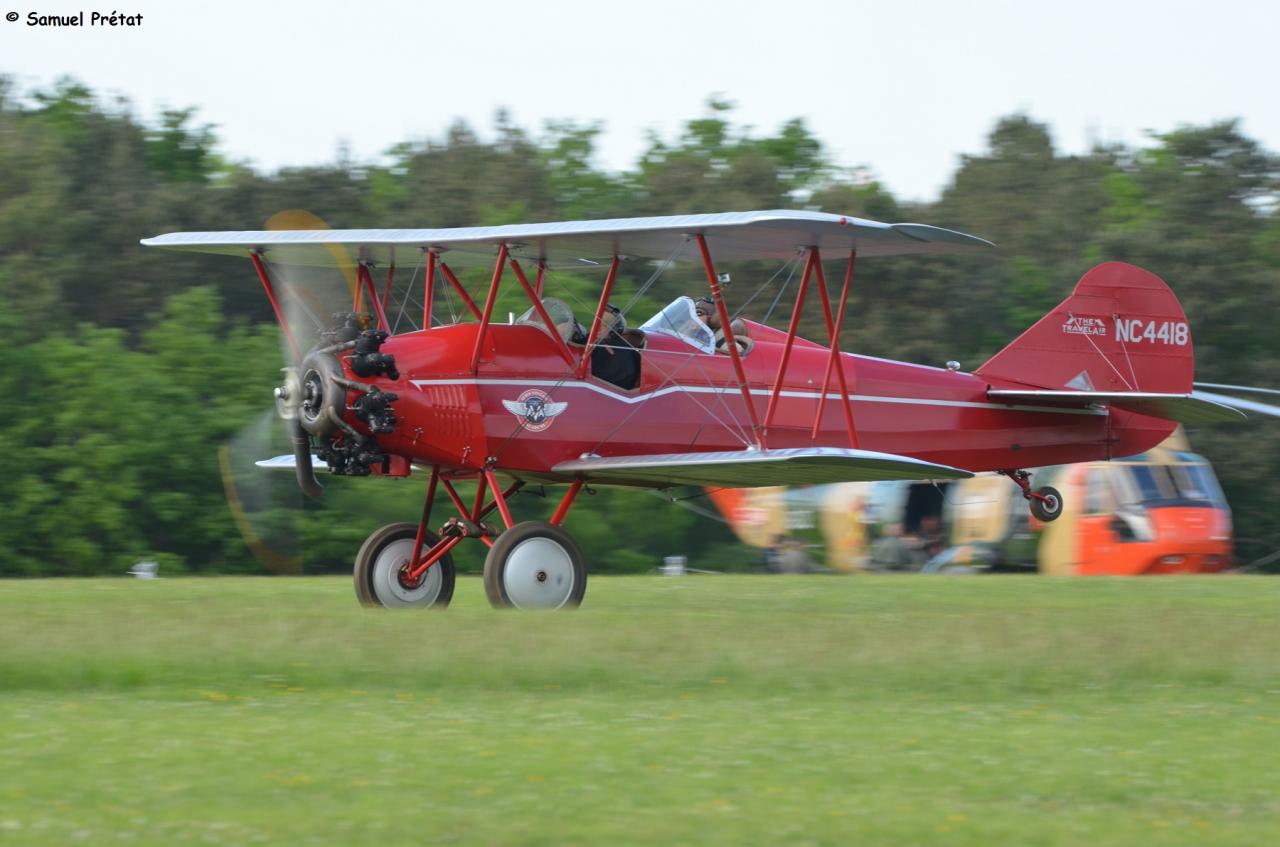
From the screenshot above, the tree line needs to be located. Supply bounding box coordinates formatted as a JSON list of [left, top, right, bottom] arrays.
[[1, 78, 1276, 575]]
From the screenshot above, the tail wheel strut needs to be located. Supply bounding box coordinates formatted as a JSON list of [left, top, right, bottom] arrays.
[[1000, 469, 1064, 522]]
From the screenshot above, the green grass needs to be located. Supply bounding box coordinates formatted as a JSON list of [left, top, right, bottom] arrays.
[[2, 575, 1279, 845]]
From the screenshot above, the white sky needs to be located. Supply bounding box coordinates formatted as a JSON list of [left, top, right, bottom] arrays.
[[2, 0, 1276, 203]]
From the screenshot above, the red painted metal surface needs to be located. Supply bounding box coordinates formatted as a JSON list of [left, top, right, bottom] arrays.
[[509, 259, 575, 366], [439, 261, 484, 321], [484, 469, 515, 530], [406, 534, 462, 581], [423, 251, 436, 329], [249, 252, 301, 362], [552, 479, 584, 525], [441, 479, 471, 520], [763, 249, 815, 440], [357, 263, 391, 333], [470, 472, 489, 520], [696, 235, 761, 445], [381, 263, 396, 311], [477, 481, 524, 523], [809, 252, 858, 449], [408, 466, 440, 572], [470, 245, 509, 373], [576, 256, 621, 379], [812, 251, 859, 446], [371, 316, 1171, 476]]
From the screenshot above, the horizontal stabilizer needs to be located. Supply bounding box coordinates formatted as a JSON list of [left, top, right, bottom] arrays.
[[1190, 389, 1280, 419], [987, 390, 1245, 424], [552, 447, 972, 488], [256, 455, 329, 471]]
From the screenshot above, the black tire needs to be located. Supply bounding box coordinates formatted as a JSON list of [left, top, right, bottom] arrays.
[[1029, 486, 1064, 522], [354, 522, 455, 609], [483, 521, 587, 610]]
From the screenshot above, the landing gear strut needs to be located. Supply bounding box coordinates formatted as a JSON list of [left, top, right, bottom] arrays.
[[354, 523, 455, 608], [1000, 469, 1063, 522], [353, 466, 588, 609]]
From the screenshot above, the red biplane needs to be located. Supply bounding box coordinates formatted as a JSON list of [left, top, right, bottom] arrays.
[[142, 210, 1243, 608]]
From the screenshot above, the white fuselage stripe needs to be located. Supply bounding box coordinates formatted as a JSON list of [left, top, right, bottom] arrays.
[[409, 378, 1104, 416]]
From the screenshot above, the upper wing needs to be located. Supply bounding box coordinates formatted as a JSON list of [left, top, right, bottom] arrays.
[[141, 210, 993, 269], [552, 447, 973, 488], [543, 402, 568, 418], [987, 389, 1245, 424], [501, 399, 527, 417]]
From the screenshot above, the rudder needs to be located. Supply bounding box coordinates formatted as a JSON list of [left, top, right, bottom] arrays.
[[975, 262, 1194, 394]]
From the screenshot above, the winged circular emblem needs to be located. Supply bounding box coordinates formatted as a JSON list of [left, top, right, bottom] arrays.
[[502, 389, 568, 432]]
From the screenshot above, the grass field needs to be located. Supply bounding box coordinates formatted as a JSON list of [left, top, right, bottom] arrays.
[[2, 574, 1279, 845]]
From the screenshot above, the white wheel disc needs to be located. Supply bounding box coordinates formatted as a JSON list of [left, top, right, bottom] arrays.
[[502, 536, 577, 609], [370, 537, 445, 608]]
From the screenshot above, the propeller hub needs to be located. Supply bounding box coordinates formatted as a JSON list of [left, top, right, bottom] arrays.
[[300, 370, 325, 425], [297, 352, 344, 438], [274, 368, 301, 421]]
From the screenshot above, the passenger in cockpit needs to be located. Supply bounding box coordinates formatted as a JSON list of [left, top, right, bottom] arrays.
[[694, 297, 752, 356]]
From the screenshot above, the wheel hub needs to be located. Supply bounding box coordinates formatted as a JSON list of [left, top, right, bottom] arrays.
[[370, 537, 444, 607], [397, 561, 425, 590], [503, 537, 575, 609]]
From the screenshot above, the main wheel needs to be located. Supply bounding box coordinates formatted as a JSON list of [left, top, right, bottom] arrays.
[[1029, 486, 1064, 522], [483, 521, 587, 609], [354, 522, 455, 609]]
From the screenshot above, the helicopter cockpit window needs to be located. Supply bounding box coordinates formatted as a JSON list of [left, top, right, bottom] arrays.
[[639, 296, 716, 354], [1117, 463, 1225, 506], [1170, 463, 1227, 506], [516, 297, 584, 344]]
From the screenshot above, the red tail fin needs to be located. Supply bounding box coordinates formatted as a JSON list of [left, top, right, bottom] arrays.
[[975, 262, 1194, 394]]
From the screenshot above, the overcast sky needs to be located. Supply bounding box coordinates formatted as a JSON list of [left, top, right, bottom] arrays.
[[1, 0, 1275, 203]]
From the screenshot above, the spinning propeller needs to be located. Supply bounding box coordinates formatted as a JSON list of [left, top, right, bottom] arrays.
[[219, 210, 393, 573]]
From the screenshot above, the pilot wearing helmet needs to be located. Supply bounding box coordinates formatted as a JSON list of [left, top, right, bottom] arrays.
[[694, 297, 752, 356]]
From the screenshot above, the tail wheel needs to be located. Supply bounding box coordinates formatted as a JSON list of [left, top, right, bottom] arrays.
[[1029, 486, 1064, 522], [483, 521, 587, 610], [354, 522, 455, 609]]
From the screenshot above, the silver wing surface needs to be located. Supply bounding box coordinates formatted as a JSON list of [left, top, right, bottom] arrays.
[[256, 454, 329, 471], [986, 390, 1245, 424], [1188, 389, 1280, 418], [552, 447, 973, 488], [141, 209, 993, 270]]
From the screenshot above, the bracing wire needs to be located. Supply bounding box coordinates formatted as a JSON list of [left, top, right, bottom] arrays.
[[732, 253, 804, 322], [762, 254, 803, 325], [618, 238, 690, 319], [391, 252, 424, 334]]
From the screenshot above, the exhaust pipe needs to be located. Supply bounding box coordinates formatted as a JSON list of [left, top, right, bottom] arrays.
[[290, 417, 324, 500]]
